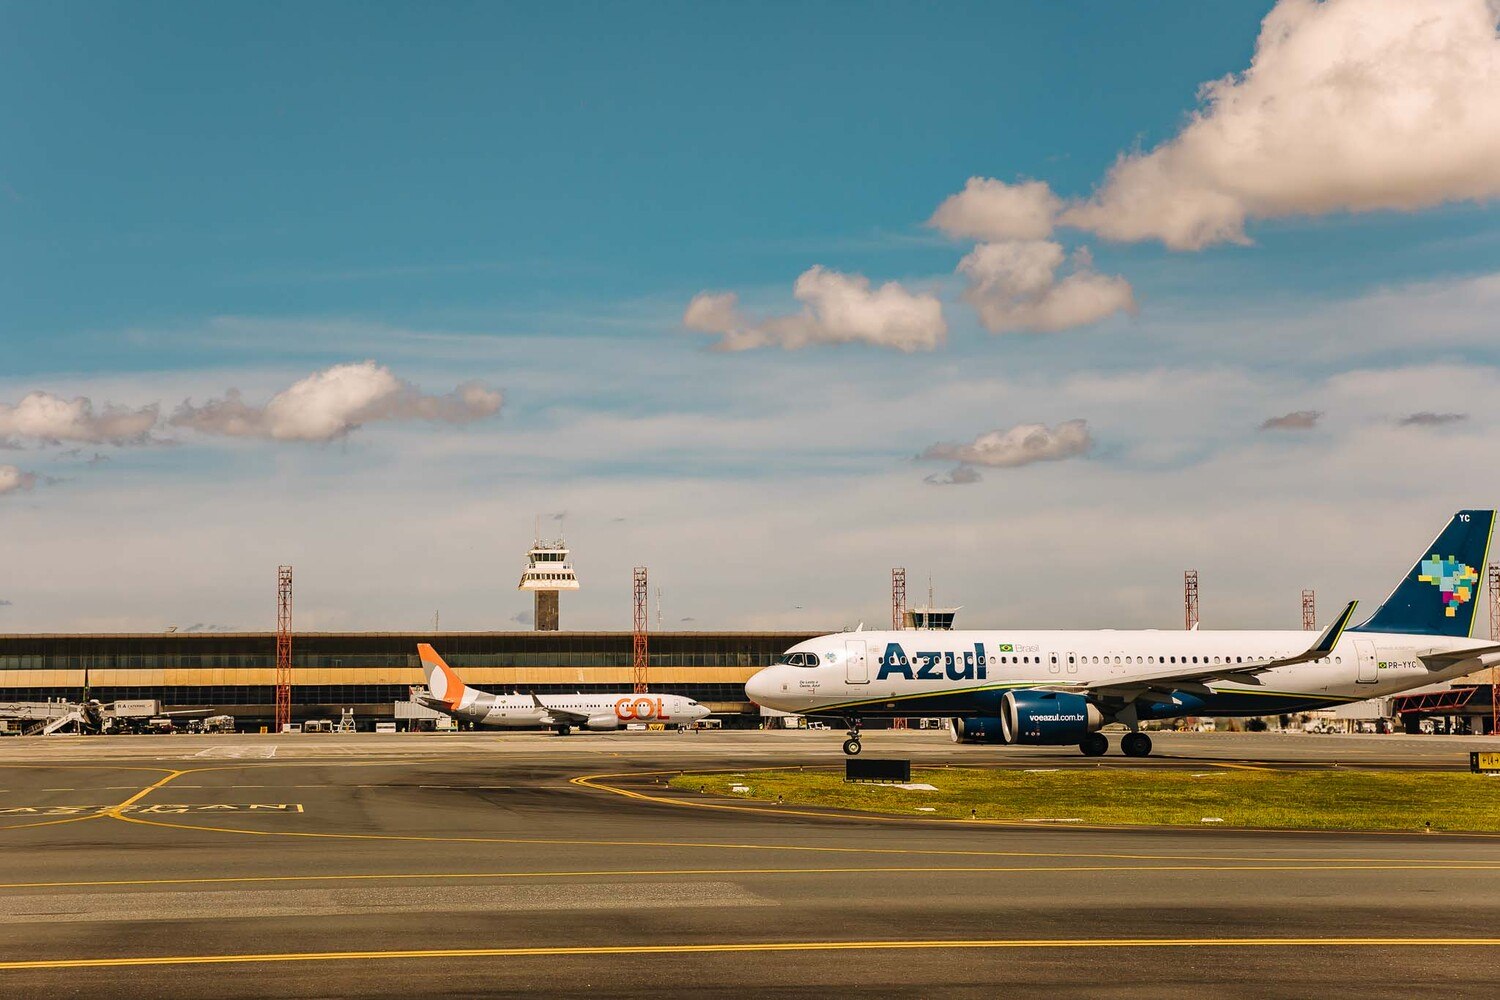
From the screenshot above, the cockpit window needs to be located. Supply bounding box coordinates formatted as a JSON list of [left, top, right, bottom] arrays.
[[778, 652, 821, 667], [803, 653, 820, 667]]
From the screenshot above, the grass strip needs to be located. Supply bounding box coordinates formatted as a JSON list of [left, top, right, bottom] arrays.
[[670, 768, 1500, 832]]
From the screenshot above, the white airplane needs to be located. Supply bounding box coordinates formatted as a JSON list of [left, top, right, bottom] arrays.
[[416, 644, 711, 734], [746, 510, 1500, 758]]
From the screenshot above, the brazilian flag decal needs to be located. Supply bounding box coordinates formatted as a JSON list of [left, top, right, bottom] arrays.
[[998, 643, 1014, 652]]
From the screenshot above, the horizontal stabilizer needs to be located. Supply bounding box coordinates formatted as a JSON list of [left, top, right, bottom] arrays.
[[1417, 643, 1500, 669]]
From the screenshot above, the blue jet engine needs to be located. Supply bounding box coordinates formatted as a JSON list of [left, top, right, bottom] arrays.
[[948, 716, 1008, 744], [1000, 690, 1103, 746]]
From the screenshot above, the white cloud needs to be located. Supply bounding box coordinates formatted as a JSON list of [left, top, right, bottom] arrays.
[[0, 392, 158, 446], [9, 337, 1500, 633], [169, 361, 503, 443], [928, 177, 1061, 242], [921, 419, 1094, 469], [1063, 0, 1500, 249], [683, 266, 947, 353], [0, 465, 37, 496], [957, 241, 1135, 333]]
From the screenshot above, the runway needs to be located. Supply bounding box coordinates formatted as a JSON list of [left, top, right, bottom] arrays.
[[2, 729, 1499, 997]]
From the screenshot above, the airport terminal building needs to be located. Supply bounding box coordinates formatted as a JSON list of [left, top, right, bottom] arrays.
[[0, 630, 818, 730]]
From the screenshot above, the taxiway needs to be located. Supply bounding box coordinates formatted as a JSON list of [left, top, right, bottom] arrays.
[[1, 730, 1498, 997]]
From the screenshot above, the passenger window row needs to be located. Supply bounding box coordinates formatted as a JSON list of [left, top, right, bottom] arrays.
[[864, 652, 1346, 668]]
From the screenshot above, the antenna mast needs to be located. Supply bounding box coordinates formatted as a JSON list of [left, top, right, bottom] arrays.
[[633, 567, 649, 694], [891, 567, 906, 630], [1184, 570, 1199, 630], [275, 565, 293, 733]]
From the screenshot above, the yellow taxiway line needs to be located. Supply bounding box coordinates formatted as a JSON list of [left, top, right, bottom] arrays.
[[3, 859, 1500, 892], [0, 766, 188, 832], [9, 764, 1500, 867], [103, 770, 188, 817], [107, 808, 1500, 865], [4, 937, 1500, 971]]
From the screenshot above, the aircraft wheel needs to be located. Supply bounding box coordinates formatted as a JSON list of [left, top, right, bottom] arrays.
[[842, 738, 862, 756], [1121, 732, 1152, 758], [1079, 732, 1109, 757], [557, 725, 571, 737]]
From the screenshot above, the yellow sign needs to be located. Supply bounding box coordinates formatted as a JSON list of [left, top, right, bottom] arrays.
[[1472, 752, 1500, 773]]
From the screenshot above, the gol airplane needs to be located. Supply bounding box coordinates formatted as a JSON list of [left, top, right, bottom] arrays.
[[416, 644, 711, 734]]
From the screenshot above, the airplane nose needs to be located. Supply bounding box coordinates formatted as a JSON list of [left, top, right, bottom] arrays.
[[745, 668, 775, 706]]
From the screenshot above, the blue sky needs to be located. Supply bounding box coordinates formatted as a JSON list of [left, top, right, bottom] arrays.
[[2, 1, 1499, 632]]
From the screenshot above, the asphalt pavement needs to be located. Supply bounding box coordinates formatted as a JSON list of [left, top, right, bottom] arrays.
[[1, 729, 1498, 998]]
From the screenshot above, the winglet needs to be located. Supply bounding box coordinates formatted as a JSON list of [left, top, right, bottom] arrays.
[[1309, 600, 1358, 657]]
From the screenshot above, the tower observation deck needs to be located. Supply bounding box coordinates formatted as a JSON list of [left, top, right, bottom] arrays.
[[518, 538, 579, 631]]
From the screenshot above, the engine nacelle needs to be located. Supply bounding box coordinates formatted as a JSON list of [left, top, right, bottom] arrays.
[[1000, 690, 1103, 746], [949, 716, 1009, 744], [585, 715, 621, 731]]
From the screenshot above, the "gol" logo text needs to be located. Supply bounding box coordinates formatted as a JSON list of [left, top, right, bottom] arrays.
[[614, 697, 667, 720]]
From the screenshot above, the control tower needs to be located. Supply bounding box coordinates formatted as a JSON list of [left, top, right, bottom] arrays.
[[904, 606, 960, 630], [518, 536, 579, 631], [904, 578, 958, 630]]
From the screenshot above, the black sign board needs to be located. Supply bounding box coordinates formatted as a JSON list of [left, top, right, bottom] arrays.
[[845, 758, 912, 783]]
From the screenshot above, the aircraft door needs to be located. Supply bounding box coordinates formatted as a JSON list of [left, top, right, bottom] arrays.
[[844, 640, 869, 684], [1354, 639, 1377, 684]]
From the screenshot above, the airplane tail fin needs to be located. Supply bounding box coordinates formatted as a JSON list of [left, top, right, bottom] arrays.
[[417, 644, 467, 707], [1351, 510, 1495, 637]]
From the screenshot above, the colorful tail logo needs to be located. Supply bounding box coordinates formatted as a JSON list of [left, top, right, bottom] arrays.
[[417, 644, 466, 707], [1417, 555, 1479, 618]]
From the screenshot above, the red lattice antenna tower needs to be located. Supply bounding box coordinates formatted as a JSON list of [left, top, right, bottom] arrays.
[[891, 567, 906, 631], [1184, 570, 1199, 630], [1302, 589, 1317, 631], [275, 565, 293, 733], [632, 566, 649, 694], [1489, 564, 1499, 736]]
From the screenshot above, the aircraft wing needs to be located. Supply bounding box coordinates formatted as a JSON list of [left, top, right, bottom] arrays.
[[1077, 600, 1359, 700], [529, 693, 591, 725], [99, 703, 213, 719]]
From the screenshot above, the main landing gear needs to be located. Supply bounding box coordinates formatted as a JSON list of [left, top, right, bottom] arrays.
[[555, 725, 572, 737], [1079, 732, 1109, 757], [842, 719, 863, 756], [1120, 732, 1153, 758]]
